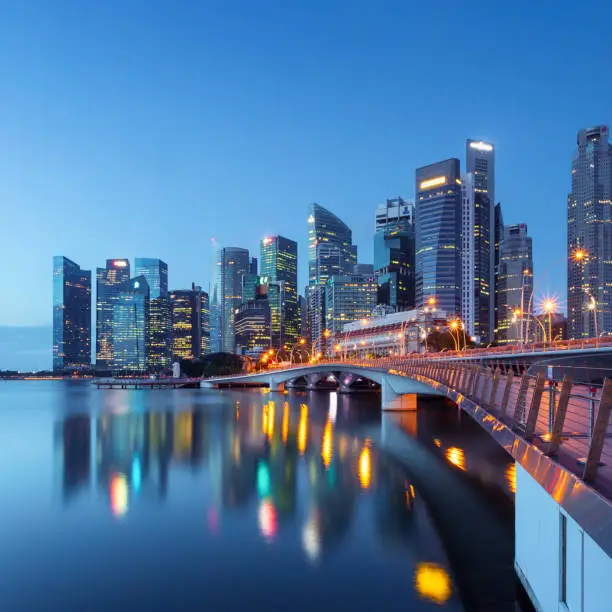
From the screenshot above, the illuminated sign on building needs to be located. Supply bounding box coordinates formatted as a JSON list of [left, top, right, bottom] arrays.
[[113, 260, 128, 268], [263, 237, 273, 245], [419, 176, 447, 190], [469, 141, 493, 152]]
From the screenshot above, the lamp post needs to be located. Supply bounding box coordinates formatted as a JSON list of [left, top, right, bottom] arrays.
[[588, 296, 598, 339], [542, 299, 557, 345], [290, 338, 307, 365]]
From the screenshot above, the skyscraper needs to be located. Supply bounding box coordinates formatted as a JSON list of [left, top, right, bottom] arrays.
[[235, 292, 272, 358], [171, 284, 209, 360], [497, 224, 533, 343], [96, 259, 130, 368], [135, 258, 171, 371], [209, 241, 222, 353], [462, 140, 495, 343], [260, 235, 298, 346], [307, 203, 356, 350], [415, 159, 462, 316], [112, 276, 149, 371], [374, 198, 415, 311], [567, 125, 612, 338], [219, 247, 250, 353], [53, 256, 91, 371], [325, 274, 378, 335]]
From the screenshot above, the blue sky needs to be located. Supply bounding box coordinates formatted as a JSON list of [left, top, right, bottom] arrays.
[[1, 1, 611, 346]]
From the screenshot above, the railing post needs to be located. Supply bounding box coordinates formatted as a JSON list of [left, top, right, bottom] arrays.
[[524, 372, 546, 440], [582, 378, 612, 482], [513, 372, 530, 425], [488, 367, 501, 408], [547, 375, 573, 456], [500, 370, 515, 418]]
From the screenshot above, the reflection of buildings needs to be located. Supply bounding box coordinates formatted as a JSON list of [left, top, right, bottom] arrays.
[[59, 415, 91, 498]]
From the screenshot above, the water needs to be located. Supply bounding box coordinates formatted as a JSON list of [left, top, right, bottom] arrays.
[[0, 382, 521, 611]]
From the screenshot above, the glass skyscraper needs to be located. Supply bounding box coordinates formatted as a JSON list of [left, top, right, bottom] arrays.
[[170, 284, 209, 360], [567, 126, 612, 338], [494, 203, 504, 340], [325, 274, 378, 335], [415, 159, 462, 316], [219, 247, 250, 353], [235, 294, 271, 358], [374, 198, 415, 311], [112, 276, 150, 371], [53, 256, 92, 371], [497, 224, 533, 343], [135, 258, 171, 371], [260, 235, 298, 346], [96, 259, 130, 368]]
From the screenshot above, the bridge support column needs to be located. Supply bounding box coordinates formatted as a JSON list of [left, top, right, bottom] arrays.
[[306, 373, 323, 390], [381, 374, 417, 411], [268, 376, 285, 392], [337, 373, 357, 393]]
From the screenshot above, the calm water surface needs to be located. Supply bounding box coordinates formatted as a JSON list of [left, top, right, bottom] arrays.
[[0, 382, 518, 611]]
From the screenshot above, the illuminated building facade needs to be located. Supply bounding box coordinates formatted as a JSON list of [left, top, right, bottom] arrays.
[[53, 256, 92, 371], [374, 198, 415, 311], [567, 126, 612, 338], [325, 274, 378, 335], [219, 247, 250, 353], [415, 159, 462, 316], [170, 284, 209, 360], [96, 259, 130, 368], [497, 224, 533, 343], [260, 235, 298, 346], [234, 294, 272, 358], [112, 276, 150, 371], [135, 258, 171, 370], [461, 139, 495, 344]]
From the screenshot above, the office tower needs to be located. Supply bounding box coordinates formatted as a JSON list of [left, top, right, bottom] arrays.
[[209, 242, 222, 353], [325, 274, 378, 335], [497, 224, 533, 343], [170, 284, 209, 360], [250, 257, 258, 275], [461, 140, 495, 343], [374, 198, 415, 311], [415, 159, 462, 316], [52, 256, 92, 371], [308, 203, 356, 285], [96, 259, 130, 368], [112, 276, 149, 371], [235, 293, 272, 358], [354, 263, 375, 275], [260, 235, 299, 346], [219, 247, 250, 353], [307, 203, 357, 350], [242, 273, 261, 304], [298, 294, 309, 341], [135, 258, 171, 371], [493, 203, 505, 340], [567, 126, 612, 338]]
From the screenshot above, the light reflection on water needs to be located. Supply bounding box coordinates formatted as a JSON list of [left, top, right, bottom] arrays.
[[0, 383, 465, 612]]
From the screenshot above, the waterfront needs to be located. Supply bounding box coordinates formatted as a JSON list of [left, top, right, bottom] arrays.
[[0, 382, 522, 611]]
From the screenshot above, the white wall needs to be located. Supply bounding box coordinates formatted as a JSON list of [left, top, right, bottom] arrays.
[[515, 464, 612, 612]]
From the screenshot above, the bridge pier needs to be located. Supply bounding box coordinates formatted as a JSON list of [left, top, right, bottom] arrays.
[[306, 373, 324, 390], [381, 374, 417, 411], [337, 373, 358, 393], [268, 376, 285, 392]]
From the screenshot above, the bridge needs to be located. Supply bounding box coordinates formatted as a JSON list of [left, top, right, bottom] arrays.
[[203, 353, 612, 612]]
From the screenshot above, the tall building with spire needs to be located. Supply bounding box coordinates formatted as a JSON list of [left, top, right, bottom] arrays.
[[567, 125, 612, 338]]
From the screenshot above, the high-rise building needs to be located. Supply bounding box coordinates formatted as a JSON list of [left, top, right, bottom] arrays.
[[170, 284, 209, 360], [325, 274, 378, 335], [374, 198, 415, 311], [53, 256, 92, 371], [494, 203, 504, 340], [96, 259, 130, 368], [219, 247, 250, 353], [235, 293, 272, 358], [462, 140, 495, 343], [354, 263, 375, 275], [497, 224, 533, 343], [298, 294, 309, 341], [415, 159, 462, 316], [567, 125, 612, 338], [209, 242, 222, 353], [308, 203, 356, 285], [135, 258, 171, 371], [260, 235, 299, 346], [112, 276, 149, 371], [307, 203, 356, 350]]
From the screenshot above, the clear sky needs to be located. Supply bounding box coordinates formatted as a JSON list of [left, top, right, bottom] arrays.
[[1, 1, 611, 336]]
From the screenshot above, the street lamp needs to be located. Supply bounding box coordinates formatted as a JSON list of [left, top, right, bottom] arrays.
[[542, 299, 557, 344], [588, 298, 599, 338]]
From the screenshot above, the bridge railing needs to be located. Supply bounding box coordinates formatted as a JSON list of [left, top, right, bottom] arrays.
[[363, 356, 612, 492]]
